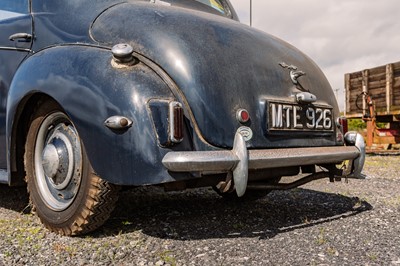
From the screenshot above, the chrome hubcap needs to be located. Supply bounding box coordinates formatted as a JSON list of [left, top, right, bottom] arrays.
[[42, 143, 59, 179], [34, 112, 82, 211]]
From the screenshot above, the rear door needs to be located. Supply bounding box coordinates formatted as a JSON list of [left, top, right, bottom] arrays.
[[0, 0, 32, 173]]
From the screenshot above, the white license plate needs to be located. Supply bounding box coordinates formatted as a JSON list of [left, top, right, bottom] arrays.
[[268, 101, 333, 131]]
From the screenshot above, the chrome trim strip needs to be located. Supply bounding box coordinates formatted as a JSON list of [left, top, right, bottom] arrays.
[[0, 46, 31, 52]]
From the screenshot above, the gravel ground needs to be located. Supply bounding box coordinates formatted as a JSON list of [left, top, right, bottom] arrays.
[[0, 155, 399, 265]]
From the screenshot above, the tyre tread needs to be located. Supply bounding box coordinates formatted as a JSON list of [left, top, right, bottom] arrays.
[[24, 99, 119, 236]]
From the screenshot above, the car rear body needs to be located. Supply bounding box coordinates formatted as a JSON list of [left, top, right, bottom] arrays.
[[1, 0, 365, 195]]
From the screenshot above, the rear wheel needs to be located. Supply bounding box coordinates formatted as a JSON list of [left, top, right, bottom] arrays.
[[24, 100, 119, 236]]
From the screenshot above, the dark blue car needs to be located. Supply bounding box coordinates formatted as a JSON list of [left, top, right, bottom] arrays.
[[0, 0, 365, 235]]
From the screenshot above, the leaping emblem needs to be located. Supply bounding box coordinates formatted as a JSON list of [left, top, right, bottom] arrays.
[[279, 62, 307, 88]]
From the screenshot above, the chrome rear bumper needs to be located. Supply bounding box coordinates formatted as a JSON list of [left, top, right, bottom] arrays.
[[162, 130, 366, 196]]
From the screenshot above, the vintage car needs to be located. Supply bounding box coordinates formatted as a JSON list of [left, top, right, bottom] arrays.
[[0, 0, 365, 235]]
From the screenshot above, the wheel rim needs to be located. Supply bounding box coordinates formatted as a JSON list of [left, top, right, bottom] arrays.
[[34, 112, 82, 211]]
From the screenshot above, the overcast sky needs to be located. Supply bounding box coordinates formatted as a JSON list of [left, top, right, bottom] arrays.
[[229, 0, 400, 110]]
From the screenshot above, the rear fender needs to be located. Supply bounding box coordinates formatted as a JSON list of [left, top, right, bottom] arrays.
[[7, 45, 192, 185]]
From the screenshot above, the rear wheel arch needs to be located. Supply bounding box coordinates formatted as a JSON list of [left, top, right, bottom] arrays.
[[9, 93, 53, 186], [9, 45, 191, 186]]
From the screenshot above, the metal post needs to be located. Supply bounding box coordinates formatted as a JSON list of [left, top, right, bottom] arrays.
[[334, 88, 340, 101], [250, 0, 252, 26]]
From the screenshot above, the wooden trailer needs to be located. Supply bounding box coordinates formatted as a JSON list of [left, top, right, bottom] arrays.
[[344, 61, 400, 148]]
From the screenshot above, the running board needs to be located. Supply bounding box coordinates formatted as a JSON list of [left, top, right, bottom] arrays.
[[0, 169, 9, 184]]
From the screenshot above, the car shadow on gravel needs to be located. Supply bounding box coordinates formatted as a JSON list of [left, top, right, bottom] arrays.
[[96, 186, 372, 240], [0, 184, 30, 213]]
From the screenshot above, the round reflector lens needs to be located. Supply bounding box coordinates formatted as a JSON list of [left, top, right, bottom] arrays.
[[237, 109, 250, 123]]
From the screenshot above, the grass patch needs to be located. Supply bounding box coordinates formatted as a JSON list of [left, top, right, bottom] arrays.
[[159, 250, 177, 266], [316, 228, 328, 245], [367, 252, 378, 261]]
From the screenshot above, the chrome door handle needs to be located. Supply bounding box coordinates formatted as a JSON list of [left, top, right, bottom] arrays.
[[9, 33, 32, 42]]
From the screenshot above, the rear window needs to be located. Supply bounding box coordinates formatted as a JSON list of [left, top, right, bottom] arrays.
[[194, 0, 227, 15]]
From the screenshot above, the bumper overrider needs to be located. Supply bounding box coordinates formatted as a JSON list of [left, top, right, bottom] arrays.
[[162, 130, 366, 197]]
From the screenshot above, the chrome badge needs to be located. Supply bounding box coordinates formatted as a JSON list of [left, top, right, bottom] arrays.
[[237, 126, 253, 142], [279, 62, 306, 86]]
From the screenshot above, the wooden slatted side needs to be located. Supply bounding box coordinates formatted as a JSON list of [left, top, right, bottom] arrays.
[[345, 72, 363, 116], [392, 62, 400, 109], [345, 61, 400, 117]]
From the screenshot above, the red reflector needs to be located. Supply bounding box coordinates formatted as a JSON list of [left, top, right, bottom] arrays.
[[169, 102, 183, 143], [338, 117, 348, 134], [241, 111, 249, 121], [237, 109, 250, 123], [173, 105, 183, 141]]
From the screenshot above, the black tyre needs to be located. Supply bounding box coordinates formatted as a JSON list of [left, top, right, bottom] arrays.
[[24, 100, 119, 236]]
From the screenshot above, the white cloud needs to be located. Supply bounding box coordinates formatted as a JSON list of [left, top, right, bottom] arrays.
[[229, 0, 400, 110]]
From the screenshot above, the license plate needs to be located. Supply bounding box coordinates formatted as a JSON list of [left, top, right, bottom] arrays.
[[268, 101, 333, 131]]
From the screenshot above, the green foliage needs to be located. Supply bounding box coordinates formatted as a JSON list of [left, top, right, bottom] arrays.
[[376, 122, 387, 128], [159, 250, 176, 266], [348, 118, 387, 131], [348, 119, 365, 131]]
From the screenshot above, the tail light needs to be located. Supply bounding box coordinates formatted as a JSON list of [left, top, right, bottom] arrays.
[[337, 117, 348, 134], [336, 117, 348, 143], [169, 101, 183, 143]]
